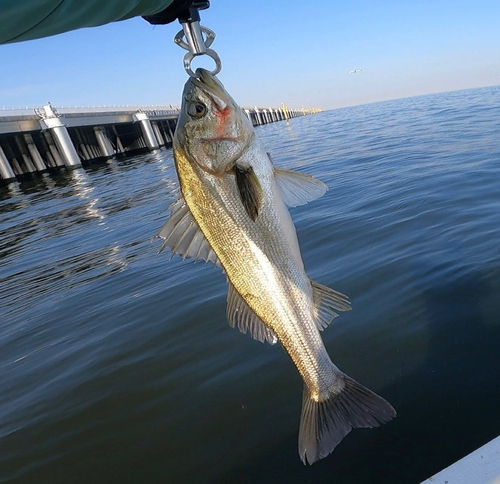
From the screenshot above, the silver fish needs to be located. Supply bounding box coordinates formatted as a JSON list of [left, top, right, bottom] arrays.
[[157, 68, 396, 464]]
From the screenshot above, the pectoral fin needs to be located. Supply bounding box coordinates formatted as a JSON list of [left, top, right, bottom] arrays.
[[311, 280, 351, 330], [156, 198, 220, 266], [274, 168, 328, 207], [227, 281, 277, 344], [234, 164, 263, 221]]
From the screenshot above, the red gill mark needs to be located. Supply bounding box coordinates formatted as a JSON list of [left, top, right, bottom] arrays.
[[214, 105, 231, 138], [215, 105, 231, 118]]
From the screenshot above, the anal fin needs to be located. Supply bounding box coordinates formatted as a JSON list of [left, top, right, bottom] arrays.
[[227, 281, 277, 344]]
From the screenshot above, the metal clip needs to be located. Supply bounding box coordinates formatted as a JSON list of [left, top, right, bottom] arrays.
[[174, 5, 221, 78], [174, 26, 221, 78]]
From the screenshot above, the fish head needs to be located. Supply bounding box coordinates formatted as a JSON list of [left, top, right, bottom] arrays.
[[175, 68, 254, 175]]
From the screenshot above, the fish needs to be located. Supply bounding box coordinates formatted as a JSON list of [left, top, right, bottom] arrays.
[[157, 68, 396, 464]]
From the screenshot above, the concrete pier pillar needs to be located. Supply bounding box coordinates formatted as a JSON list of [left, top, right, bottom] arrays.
[[24, 134, 46, 172], [133, 112, 159, 150], [168, 121, 175, 143], [90, 145, 100, 159], [37, 134, 55, 167], [37, 104, 81, 168], [160, 123, 171, 144], [14, 136, 36, 172], [11, 158, 22, 175], [82, 146, 91, 160], [254, 107, 262, 125], [52, 124, 81, 167], [0, 144, 16, 180], [110, 126, 124, 154], [45, 151, 56, 168], [244, 109, 251, 124], [281, 104, 289, 120], [93, 145, 102, 158], [116, 136, 125, 154], [152, 122, 164, 146], [21, 154, 36, 172], [74, 129, 92, 160], [43, 131, 64, 166], [85, 130, 101, 159]]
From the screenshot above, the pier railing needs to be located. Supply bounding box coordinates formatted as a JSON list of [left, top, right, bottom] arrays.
[[0, 103, 318, 181]]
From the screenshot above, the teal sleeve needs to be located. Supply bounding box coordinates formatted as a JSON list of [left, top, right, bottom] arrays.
[[0, 0, 174, 44]]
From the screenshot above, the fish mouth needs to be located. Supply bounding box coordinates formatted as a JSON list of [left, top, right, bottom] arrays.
[[201, 137, 240, 142], [190, 68, 231, 107]]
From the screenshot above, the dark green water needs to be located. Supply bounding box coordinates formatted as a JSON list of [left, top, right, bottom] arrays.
[[1, 86, 500, 483]]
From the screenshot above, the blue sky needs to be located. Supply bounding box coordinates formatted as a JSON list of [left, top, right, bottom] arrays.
[[1, 0, 499, 110]]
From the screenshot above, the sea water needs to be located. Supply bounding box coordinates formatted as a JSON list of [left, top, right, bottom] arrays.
[[1, 86, 500, 483]]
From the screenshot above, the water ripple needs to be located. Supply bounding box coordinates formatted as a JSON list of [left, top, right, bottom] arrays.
[[1, 86, 500, 483]]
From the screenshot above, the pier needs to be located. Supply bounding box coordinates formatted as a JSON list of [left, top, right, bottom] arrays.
[[0, 103, 311, 181]]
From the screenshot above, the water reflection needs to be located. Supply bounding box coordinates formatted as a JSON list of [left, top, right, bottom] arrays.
[[5, 180, 22, 198], [68, 169, 106, 223]]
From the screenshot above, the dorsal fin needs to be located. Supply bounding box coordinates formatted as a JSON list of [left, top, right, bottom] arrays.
[[227, 281, 277, 344], [155, 198, 220, 266], [311, 280, 351, 330]]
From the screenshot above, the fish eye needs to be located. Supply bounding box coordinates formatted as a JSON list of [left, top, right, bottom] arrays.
[[187, 102, 207, 118]]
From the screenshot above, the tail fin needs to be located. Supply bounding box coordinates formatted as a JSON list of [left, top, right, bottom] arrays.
[[298, 374, 396, 465]]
